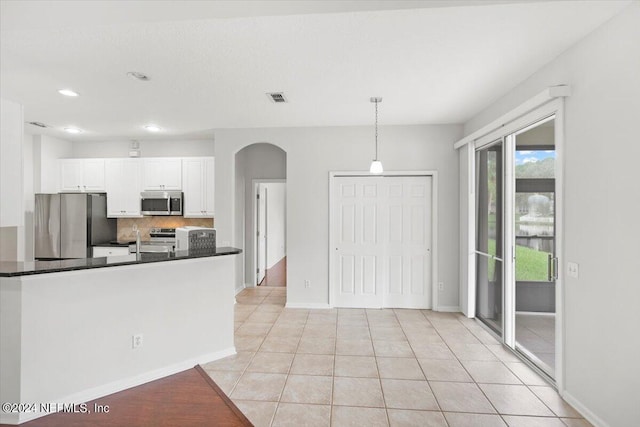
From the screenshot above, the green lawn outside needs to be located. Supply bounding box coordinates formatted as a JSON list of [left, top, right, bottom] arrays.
[[485, 239, 550, 281]]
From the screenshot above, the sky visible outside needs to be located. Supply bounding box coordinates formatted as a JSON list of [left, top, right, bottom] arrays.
[[515, 150, 555, 165]]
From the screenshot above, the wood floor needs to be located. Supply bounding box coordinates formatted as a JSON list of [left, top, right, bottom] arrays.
[[259, 257, 286, 287], [2, 367, 252, 427]]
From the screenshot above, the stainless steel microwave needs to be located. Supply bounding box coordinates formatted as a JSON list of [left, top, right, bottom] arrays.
[[141, 191, 183, 216]]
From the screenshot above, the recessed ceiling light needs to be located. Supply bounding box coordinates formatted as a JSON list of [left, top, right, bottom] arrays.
[[144, 124, 161, 132], [58, 89, 79, 97], [127, 71, 150, 81], [64, 127, 83, 134]]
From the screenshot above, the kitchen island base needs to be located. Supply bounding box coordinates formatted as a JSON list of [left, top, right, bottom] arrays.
[[0, 254, 237, 425]]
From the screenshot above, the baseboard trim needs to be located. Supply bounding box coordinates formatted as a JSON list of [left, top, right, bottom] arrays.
[[235, 283, 246, 295], [285, 302, 331, 309], [5, 347, 236, 425], [436, 305, 461, 312], [561, 390, 608, 427]]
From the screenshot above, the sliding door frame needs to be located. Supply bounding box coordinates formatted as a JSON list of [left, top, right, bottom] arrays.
[[470, 99, 565, 391]]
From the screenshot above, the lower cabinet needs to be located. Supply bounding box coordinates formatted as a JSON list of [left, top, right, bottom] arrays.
[[92, 246, 130, 257]]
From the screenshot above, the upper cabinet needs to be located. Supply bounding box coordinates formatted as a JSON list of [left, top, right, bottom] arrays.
[[59, 159, 105, 192], [142, 158, 182, 190], [182, 157, 214, 218], [105, 159, 142, 217]]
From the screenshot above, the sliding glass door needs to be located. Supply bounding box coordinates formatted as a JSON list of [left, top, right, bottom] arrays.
[[475, 115, 559, 381], [475, 139, 504, 337], [514, 118, 557, 377]]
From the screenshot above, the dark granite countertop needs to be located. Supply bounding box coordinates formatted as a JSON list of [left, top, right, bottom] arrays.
[[0, 247, 242, 277], [97, 241, 136, 247]]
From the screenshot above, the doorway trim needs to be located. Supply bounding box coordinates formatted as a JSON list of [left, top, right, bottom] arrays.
[[252, 178, 286, 287], [328, 170, 439, 310]]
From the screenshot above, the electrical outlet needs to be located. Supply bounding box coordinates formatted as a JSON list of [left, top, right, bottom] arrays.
[[304, 280, 311, 288], [567, 262, 579, 278], [438, 282, 444, 291], [132, 334, 143, 349]]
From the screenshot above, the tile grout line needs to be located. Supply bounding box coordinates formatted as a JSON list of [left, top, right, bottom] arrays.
[[229, 289, 583, 426], [419, 309, 506, 424], [367, 308, 391, 427], [329, 308, 341, 426], [455, 312, 571, 421], [435, 310, 575, 423], [225, 291, 263, 399], [268, 294, 307, 427], [396, 309, 450, 427]]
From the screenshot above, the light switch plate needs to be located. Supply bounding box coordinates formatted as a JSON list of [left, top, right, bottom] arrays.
[[567, 262, 579, 278]]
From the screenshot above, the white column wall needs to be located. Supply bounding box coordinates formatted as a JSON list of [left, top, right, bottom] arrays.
[[0, 98, 24, 261]]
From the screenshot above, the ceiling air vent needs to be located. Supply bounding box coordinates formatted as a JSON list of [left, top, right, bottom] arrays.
[[127, 71, 150, 81], [267, 92, 287, 103], [28, 121, 47, 128]]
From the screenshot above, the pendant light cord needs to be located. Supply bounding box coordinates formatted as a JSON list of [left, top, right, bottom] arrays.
[[374, 99, 379, 160]]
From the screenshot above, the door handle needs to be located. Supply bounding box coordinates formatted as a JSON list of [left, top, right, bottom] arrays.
[[548, 254, 559, 281]]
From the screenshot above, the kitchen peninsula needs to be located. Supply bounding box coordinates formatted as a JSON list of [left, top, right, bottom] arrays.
[[0, 248, 241, 425]]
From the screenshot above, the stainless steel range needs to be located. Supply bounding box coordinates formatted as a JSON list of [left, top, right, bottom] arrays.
[[129, 228, 176, 253]]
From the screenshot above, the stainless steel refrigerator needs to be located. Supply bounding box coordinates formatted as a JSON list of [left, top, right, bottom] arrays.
[[35, 193, 117, 259]]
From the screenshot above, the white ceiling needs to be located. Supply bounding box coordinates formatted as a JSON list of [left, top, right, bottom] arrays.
[[0, 0, 630, 141]]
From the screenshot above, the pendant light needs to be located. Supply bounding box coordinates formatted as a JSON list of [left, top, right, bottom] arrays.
[[369, 97, 383, 174]]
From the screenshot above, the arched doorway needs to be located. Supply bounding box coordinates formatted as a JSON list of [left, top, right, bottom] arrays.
[[234, 143, 287, 291]]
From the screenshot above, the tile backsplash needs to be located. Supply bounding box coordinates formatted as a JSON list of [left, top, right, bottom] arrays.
[[117, 217, 214, 241]]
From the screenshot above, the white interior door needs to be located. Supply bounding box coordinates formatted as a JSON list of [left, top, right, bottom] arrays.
[[384, 176, 433, 308], [332, 175, 433, 308], [256, 185, 267, 285], [333, 177, 385, 307]]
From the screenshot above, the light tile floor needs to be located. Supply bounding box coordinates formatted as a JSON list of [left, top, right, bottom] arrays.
[[202, 287, 590, 427], [515, 312, 556, 375]]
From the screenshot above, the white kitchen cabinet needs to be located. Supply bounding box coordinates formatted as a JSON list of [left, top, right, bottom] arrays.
[[92, 246, 130, 257], [182, 157, 214, 217], [105, 158, 142, 217], [59, 159, 105, 192], [142, 158, 182, 190]]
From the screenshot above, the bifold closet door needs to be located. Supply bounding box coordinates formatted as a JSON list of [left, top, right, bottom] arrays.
[[332, 176, 432, 309]]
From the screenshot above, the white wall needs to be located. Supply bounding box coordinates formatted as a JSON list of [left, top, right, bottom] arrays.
[[461, 3, 640, 426], [264, 182, 286, 268], [71, 139, 214, 158], [33, 134, 73, 193], [0, 256, 235, 425], [215, 124, 462, 308], [233, 151, 246, 292], [0, 98, 24, 261]]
